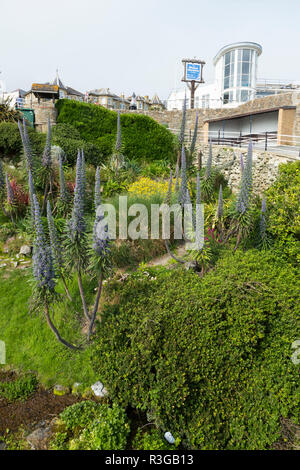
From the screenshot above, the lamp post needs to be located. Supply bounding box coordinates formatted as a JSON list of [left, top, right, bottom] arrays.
[[181, 58, 205, 109]]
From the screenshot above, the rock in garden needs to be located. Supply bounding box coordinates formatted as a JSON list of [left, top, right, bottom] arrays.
[[53, 384, 69, 396], [19, 245, 32, 256], [26, 422, 52, 450], [91, 381, 108, 397]]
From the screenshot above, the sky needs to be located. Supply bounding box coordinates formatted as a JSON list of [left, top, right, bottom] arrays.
[[1, 0, 300, 100]]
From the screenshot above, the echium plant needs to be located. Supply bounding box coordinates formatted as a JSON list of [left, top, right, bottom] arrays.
[[0, 159, 6, 211], [111, 111, 125, 177], [41, 117, 54, 214], [57, 153, 70, 217], [47, 200, 72, 301], [190, 112, 198, 157], [179, 146, 188, 205], [178, 93, 187, 149], [258, 196, 271, 250], [88, 170, 111, 340], [28, 169, 36, 227], [32, 194, 78, 350], [201, 142, 214, 202], [18, 118, 40, 178], [226, 141, 254, 250], [65, 151, 89, 321], [42, 117, 52, 169]]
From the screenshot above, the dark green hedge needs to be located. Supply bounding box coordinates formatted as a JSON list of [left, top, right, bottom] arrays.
[[55, 99, 177, 162], [92, 250, 300, 449], [0, 121, 45, 160]]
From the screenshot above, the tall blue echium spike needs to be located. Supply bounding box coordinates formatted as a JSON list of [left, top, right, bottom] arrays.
[[94, 167, 101, 210], [179, 93, 187, 147], [81, 149, 86, 196], [190, 112, 199, 155], [165, 170, 173, 205], [180, 146, 187, 205], [47, 200, 63, 271], [42, 117, 52, 168], [0, 159, 5, 194], [174, 163, 180, 192], [93, 204, 110, 258], [196, 172, 201, 205], [58, 154, 68, 202], [216, 185, 223, 219], [259, 196, 267, 239], [28, 169, 35, 222], [32, 194, 55, 291], [18, 120, 32, 172], [5, 173, 14, 204], [115, 111, 122, 152], [205, 141, 213, 179], [69, 152, 85, 240], [236, 141, 253, 214]]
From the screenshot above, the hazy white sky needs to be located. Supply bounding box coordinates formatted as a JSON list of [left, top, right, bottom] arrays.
[[1, 0, 299, 99]]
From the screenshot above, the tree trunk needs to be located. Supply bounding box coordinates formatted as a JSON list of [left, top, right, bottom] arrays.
[[88, 271, 103, 341], [78, 268, 90, 320], [44, 301, 80, 350]]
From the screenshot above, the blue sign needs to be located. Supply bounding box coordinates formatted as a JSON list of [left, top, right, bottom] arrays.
[[186, 62, 201, 81]]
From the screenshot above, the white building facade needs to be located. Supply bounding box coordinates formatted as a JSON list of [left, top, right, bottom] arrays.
[[167, 42, 265, 110]]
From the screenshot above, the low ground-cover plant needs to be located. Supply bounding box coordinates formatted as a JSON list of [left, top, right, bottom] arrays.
[[50, 401, 130, 450], [133, 428, 181, 450], [0, 373, 38, 401], [92, 249, 300, 449]]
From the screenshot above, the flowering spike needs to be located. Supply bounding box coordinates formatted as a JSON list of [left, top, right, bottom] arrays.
[[165, 170, 173, 205], [47, 200, 63, 271], [42, 117, 52, 168], [261, 196, 266, 213], [5, 173, 14, 204], [81, 149, 86, 196], [205, 141, 213, 179], [69, 151, 85, 240], [58, 154, 68, 202], [28, 169, 35, 222], [196, 172, 201, 205], [94, 166, 101, 210], [32, 194, 55, 291], [216, 185, 223, 219], [93, 205, 110, 258], [178, 93, 186, 147], [236, 141, 253, 214], [180, 146, 187, 204], [174, 163, 180, 192], [0, 159, 5, 194], [115, 111, 122, 152], [190, 112, 198, 155]]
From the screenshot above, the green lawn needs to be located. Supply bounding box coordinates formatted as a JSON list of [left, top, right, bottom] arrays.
[[0, 268, 97, 387]]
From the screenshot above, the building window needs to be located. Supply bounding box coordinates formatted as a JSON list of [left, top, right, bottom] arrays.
[[237, 49, 253, 88], [101, 97, 106, 104], [223, 51, 235, 90], [108, 98, 112, 106], [201, 94, 210, 108]]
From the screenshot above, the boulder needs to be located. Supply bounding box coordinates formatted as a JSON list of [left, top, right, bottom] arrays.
[[91, 381, 108, 398], [19, 245, 32, 256], [26, 422, 52, 450], [53, 384, 69, 396]]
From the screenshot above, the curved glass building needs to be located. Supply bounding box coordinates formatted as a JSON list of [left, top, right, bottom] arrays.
[[213, 42, 262, 105]]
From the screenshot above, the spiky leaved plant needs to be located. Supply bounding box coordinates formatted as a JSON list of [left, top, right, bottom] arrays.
[[187, 112, 198, 168], [28, 169, 36, 227], [88, 176, 111, 340], [174, 162, 180, 193], [42, 117, 52, 169], [31, 194, 78, 350], [41, 117, 54, 214], [0, 159, 6, 213], [65, 151, 90, 321], [240, 153, 244, 173], [18, 118, 40, 178], [226, 141, 254, 250], [258, 196, 271, 250], [47, 200, 72, 301], [56, 153, 70, 217]]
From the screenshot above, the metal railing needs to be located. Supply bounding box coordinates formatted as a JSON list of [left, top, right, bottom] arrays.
[[168, 127, 300, 158]]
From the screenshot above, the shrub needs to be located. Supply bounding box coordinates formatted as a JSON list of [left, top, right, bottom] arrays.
[[56, 402, 130, 450], [55, 99, 177, 162], [0, 122, 45, 160], [92, 249, 300, 449], [133, 428, 181, 450], [266, 160, 300, 263]]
